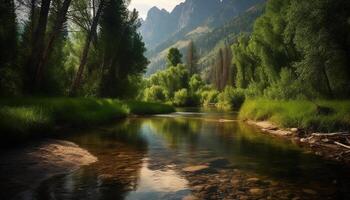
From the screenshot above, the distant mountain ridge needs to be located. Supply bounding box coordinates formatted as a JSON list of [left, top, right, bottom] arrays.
[[140, 0, 266, 75]]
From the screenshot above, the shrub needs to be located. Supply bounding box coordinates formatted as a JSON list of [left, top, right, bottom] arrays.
[[264, 68, 311, 100], [173, 89, 190, 106], [217, 86, 246, 110], [143, 85, 168, 102], [200, 89, 219, 106], [189, 74, 205, 94]]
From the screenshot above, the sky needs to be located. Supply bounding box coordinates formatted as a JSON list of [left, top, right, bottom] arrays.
[[128, 0, 185, 19]]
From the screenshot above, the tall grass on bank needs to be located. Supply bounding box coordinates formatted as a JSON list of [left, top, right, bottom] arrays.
[[0, 98, 174, 141], [239, 99, 350, 132]]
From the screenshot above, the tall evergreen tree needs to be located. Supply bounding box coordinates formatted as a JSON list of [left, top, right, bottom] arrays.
[[186, 40, 198, 75], [167, 47, 182, 67]]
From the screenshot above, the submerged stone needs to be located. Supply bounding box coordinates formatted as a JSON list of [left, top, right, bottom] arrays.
[[249, 188, 264, 195], [182, 165, 209, 173]]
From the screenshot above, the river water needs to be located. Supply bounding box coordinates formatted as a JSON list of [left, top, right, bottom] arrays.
[[4, 109, 350, 199]]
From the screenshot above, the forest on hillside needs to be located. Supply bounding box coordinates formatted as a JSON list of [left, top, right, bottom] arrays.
[[143, 0, 350, 105], [1, 0, 350, 132]]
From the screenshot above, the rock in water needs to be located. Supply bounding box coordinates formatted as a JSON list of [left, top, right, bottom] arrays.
[[249, 188, 264, 195], [182, 165, 209, 173], [302, 189, 317, 195]]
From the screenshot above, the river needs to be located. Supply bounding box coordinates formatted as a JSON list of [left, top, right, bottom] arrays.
[[1, 109, 350, 199]]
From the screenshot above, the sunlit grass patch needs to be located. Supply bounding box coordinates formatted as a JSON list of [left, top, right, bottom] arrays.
[[239, 99, 350, 132], [0, 98, 174, 142], [0, 106, 53, 139]]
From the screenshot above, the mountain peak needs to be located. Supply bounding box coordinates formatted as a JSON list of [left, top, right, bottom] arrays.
[[141, 0, 265, 50], [146, 6, 169, 20]]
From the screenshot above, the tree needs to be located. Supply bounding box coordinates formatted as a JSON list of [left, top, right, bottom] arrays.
[[35, 0, 72, 89], [0, 0, 18, 96], [286, 0, 350, 98], [215, 48, 224, 91], [70, 0, 105, 96], [222, 44, 232, 87], [186, 41, 198, 75], [24, 0, 51, 93], [99, 1, 148, 98], [232, 34, 257, 88], [167, 47, 182, 67]]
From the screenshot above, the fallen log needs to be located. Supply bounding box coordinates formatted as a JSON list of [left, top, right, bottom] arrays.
[[334, 141, 350, 150], [311, 132, 350, 137]]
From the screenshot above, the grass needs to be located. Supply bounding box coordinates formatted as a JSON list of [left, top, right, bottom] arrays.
[[239, 99, 350, 132], [0, 98, 174, 142]]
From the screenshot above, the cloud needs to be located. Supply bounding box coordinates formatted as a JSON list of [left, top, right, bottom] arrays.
[[128, 0, 185, 19]]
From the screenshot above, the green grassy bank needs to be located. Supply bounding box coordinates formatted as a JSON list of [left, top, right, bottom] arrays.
[[239, 99, 350, 132], [0, 98, 175, 142]]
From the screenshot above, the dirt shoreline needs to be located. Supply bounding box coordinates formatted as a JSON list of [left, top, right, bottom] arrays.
[[246, 120, 350, 165], [0, 139, 97, 199]]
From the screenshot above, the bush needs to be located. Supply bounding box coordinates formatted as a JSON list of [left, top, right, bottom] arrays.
[[189, 74, 205, 94], [264, 68, 311, 100], [143, 85, 168, 102], [148, 65, 189, 98], [174, 89, 190, 106], [200, 89, 219, 106], [217, 86, 246, 110]]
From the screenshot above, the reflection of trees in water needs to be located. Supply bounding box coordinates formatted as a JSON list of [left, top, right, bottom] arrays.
[[36, 119, 148, 200], [146, 117, 202, 149]]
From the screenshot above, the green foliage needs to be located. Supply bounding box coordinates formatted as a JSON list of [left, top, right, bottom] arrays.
[[232, 34, 257, 88], [285, 0, 350, 98], [173, 89, 190, 106], [264, 68, 311, 100], [217, 86, 245, 110], [200, 88, 220, 106], [0, 0, 148, 99], [148, 65, 190, 99], [0, 0, 18, 96], [189, 74, 205, 94], [99, 4, 148, 97], [167, 48, 182, 67], [231, 0, 350, 99], [143, 85, 168, 102], [0, 106, 53, 139], [239, 99, 350, 132], [0, 98, 175, 142]]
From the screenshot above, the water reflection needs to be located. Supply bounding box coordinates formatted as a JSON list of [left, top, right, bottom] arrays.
[[34, 111, 350, 199]]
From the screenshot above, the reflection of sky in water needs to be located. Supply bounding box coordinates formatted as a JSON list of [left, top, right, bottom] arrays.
[[125, 159, 190, 200]]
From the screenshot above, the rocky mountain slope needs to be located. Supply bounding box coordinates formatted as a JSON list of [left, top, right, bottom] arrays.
[[140, 0, 266, 75]]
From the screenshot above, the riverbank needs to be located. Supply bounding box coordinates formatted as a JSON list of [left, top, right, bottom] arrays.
[[239, 99, 350, 164], [0, 98, 174, 143]]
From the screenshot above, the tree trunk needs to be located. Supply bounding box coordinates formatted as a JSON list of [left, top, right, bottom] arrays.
[[34, 0, 72, 89], [70, 0, 104, 96], [322, 65, 333, 98], [25, 0, 51, 93], [30, 0, 37, 31]]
